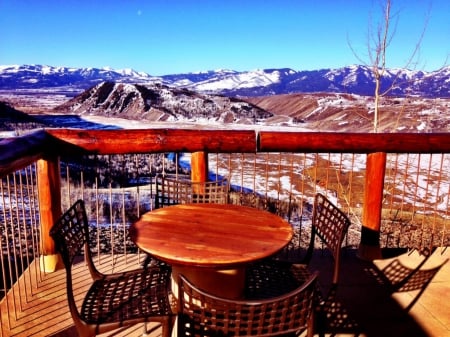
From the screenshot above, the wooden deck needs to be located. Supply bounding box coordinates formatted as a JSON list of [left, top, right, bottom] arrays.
[[0, 254, 164, 337], [1, 248, 449, 337]]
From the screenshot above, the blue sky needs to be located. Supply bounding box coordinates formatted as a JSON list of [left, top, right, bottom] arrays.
[[1, 0, 448, 75]]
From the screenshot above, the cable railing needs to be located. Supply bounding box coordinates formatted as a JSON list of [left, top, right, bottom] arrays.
[[0, 129, 450, 335], [0, 163, 42, 334], [58, 151, 449, 254]]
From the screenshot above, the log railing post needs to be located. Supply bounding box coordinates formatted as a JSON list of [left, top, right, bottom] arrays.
[[37, 156, 62, 272], [358, 152, 386, 260], [191, 151, 208, 194]]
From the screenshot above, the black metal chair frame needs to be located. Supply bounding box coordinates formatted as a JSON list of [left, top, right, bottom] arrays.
[[49, 199, 174, 337]]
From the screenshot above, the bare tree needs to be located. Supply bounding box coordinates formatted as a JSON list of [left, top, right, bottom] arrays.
[[349, 0, 429, 133]]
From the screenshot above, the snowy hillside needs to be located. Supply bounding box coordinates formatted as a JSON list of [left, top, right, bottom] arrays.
[[55, 82, 273, 125]]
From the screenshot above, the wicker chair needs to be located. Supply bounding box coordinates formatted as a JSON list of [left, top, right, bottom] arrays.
[[49, 199, 174, 337], [177, 272, 318, 337], [245, 193, 351, 336]]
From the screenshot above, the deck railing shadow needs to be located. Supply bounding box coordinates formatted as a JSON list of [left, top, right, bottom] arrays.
[[307, 249, 427, 337]]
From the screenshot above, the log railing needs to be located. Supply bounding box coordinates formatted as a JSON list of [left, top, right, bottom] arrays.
[[2, 129, 450, 270]]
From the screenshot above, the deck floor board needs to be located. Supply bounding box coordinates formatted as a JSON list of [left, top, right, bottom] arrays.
[[1, 249, 449, 337], [1, 254, 163, 337]]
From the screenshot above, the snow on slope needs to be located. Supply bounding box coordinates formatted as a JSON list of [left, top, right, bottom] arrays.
[[188, 69, 284, 91]]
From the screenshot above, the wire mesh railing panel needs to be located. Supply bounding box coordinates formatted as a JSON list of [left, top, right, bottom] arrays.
[[2, 151, 446, 298], [27, 151, 450, 273], [209, 151, 449, 253]]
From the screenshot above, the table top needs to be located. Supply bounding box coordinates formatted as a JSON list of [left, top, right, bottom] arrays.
[[129, 203, 293, 268]]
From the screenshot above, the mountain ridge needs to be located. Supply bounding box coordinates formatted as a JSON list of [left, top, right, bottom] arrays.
[[55, 81, 273, 125], [1, 64, 448, 98]]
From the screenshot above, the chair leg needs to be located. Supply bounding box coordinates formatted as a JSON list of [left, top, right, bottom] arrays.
[[161, 317, 173, 337], [307, 314, 315, 337], [142, 322, 148, 336], [315, 307, 326, 337]]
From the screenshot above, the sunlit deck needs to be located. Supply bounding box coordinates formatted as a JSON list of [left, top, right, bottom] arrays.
[[1, 129, 450, 336], [0, 254, 164, 337], [1, 248, 448, 337]]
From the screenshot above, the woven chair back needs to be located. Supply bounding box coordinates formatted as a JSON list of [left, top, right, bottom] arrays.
[[155, 174, 228, 208], [49, 199, 91, 268], [312, 193, 351, 261], [178, 272, 318, 336]]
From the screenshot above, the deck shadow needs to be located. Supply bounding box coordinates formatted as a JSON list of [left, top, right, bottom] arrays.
[[308, 248, 442, 337]]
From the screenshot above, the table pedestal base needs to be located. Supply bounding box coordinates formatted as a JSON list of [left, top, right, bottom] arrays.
[[171, 265, 246, 300]]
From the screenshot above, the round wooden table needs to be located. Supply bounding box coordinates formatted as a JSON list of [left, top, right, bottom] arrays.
[[129, 203, 293, 299]]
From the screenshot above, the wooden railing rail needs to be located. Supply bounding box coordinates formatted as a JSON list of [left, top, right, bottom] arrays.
[[45, 129, 257, 154], [3, 130, 449, 173], [258, 131, 450, 153]]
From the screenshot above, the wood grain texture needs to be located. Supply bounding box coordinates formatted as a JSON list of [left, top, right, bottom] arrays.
[[259, 132, 450, 153], [130, 204, 293, 268], [46, 128, 257, 154], [363, 152, 386, 232], [0, 130, 48, 176], [37, 158, 62, 255]]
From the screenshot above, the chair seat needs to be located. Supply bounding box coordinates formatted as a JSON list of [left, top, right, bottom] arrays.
[[81, 266, 172, 325], [245, 259, 312, 299]]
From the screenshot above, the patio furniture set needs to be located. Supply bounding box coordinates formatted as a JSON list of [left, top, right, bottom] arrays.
[[49, 175, 351, 337]]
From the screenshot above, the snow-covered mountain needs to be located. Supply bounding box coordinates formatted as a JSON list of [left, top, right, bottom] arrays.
[[0, 64, 449, 98], [0, 64, 157, 90]]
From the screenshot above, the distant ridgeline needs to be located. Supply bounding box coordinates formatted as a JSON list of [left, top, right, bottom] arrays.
[[1, 64, 449, 98]]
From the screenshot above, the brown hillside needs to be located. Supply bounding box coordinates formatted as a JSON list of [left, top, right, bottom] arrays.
[[245, 93, 450, 133]]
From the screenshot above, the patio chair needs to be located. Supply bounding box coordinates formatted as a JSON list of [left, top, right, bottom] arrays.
[[302, 193, 351, 287], [177, 272, 319, 337], [154, 174, 229, 208], [245, 193, 351, 336], [49, 199, 174, 337], [246, 193, 350, 295]]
